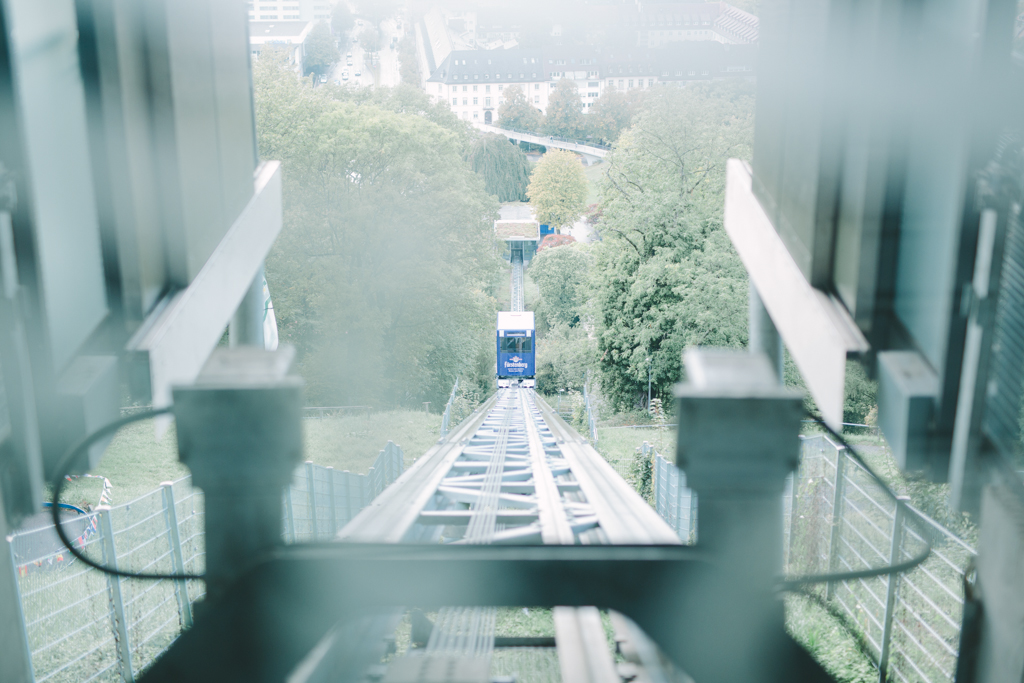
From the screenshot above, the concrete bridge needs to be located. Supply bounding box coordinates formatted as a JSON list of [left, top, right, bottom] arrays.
[[472, 122, 609, 165]]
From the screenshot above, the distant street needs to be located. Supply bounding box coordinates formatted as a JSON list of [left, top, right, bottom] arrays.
[[328, 14, 403, 89]]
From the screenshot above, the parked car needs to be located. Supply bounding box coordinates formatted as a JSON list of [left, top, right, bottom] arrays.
[[355, 70, 361, 77], [342, 73, 349, 81], [319, 74, 327, 84]]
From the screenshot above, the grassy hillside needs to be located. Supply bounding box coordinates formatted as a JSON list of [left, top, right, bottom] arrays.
[[56, 410, 439, 510]]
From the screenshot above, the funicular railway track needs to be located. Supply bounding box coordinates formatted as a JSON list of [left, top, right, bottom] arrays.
[[339, 388, 681, 682]]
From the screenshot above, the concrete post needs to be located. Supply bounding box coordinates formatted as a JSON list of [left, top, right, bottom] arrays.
[[160, 482, 193, 630], [172, 347, 303, 602], [749, 284, 784, 384], [327, 467, 338, 537], [675, 348, 804, 682], [305, 461, 318, 541]]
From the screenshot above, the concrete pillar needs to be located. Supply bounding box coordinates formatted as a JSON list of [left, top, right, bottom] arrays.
[[674, 349, 804, 682], [172, 347, 303, 601], [749, 283, 784, 385]]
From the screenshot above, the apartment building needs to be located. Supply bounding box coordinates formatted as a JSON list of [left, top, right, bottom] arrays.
[[247, 0, 332, 22]]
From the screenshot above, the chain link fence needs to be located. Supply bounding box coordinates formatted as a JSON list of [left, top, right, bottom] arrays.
[[8, 442, 404, 682]]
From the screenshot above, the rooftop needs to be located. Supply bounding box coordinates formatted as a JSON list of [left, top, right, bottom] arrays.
[[248, 21, 313, 43]]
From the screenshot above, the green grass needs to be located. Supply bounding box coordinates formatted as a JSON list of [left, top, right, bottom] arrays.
[[58, 410, 439, 509], [596, 424, 675, 469], [785, 594, 876, 683], [583, 161, 605, 206]]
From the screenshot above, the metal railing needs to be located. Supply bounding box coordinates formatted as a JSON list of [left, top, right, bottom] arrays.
[[786, 435, 975, 683], [9, 443, 404, 682], [648, 434, 974, 683], [440, 378, 459, 439]]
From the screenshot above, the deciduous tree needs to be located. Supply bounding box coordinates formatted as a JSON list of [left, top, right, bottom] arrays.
[[467, 133, 532, 202], [331, 4, 354, 35], [527, 150, 588, 231], [585, 87, 642, 144], [592, 82, 756, 410], [543, 79, 585, 138], [253, 54, 502, 409], [497, 85, 543, 132], [303, 21, 339, 77], [528, 245, 591, 327]]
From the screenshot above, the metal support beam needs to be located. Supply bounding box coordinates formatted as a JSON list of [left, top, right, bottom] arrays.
[[161, 481, 194, 630], [0, 518, 34, 683], [750, 283, 784, 384], [825, 444, 847, 601], [877, 496, 908, 681], [138, 544, 835, 683], [229, 264, 266, 348]]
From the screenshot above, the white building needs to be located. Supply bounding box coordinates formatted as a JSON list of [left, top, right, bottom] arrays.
[[247, 0, 332, 22], [249, 21, 315, 73]]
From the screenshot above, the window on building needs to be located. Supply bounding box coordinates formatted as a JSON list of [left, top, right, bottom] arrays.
[[648, 78, 654, 86], [608, 79, 614, 86], [618, 79, 623, 87], [473, 85, 478, 91], [534, 96, 539, 103], [473, 97, 478, 104], [463, 86, 468, 92], [284, 14, 299, 19], [701, 69, 709, 75], [499, 98, 504, 105], [534, 84, 539, 90], [485, 97, 491, 106], [588, 82, 598, 87], [438, 85, 442, 92], [463, 98, 468, 104], [688, 70, 696, 76], [628, 79, 633, 88], [453, 98, 458, 105], [259, 14, 278, 19], [519, 73, 524, 78], [498, 85, 504, 91], [473, 111, 479, 119]]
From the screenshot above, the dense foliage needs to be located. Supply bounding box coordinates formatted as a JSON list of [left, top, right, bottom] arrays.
[[254, 56, 501, 408], [528, 245, 591, 328], [467, 134, 532, 202], [331, 4, 353, 35], [304, 22, 339, 77], [543, 80, 586, 139], [585, 88, 645, 144], [497, 85, 543, 131], [592, 83, 755, 410], [527, 150, 588, 230], [397, 32, 421, 87]]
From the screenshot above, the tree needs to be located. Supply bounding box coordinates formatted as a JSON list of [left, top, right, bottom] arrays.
[[528, 245, 591, 327], [543, 79, 585, 138], [592, 82, 756, 410], [527, 150, 588, 231], [397, 33, 421, 87], [304, 21, 339, 77], [253, 54, 502, 409], [331, 3, 354, 35], [359, 26, 381, 53], [358, 0, 399, 27], [535, 322, 597, 393], [497, 85, 543, 132], [585, 87, 639, 144], [467, 133, 532, 202]]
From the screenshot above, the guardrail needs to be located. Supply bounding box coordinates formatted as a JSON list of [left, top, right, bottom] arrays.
[[8, 443, 404, 682]]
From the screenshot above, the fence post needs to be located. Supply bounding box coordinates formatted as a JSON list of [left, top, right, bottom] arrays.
[[878, 497, 910, 682], [2, 531, 35, 683], [284, 485, 296, 543], [305, 461, 318, 542], [345, 471, 358, 522], [825, 443, 848, 600], [363, 470, 372, 508], [160, 483, 193, 630], [97, 507, 134, 683], [327, 467, 338, 537]]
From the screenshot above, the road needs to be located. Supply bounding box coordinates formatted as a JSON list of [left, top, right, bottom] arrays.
[[328, 15, 403, 89]]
